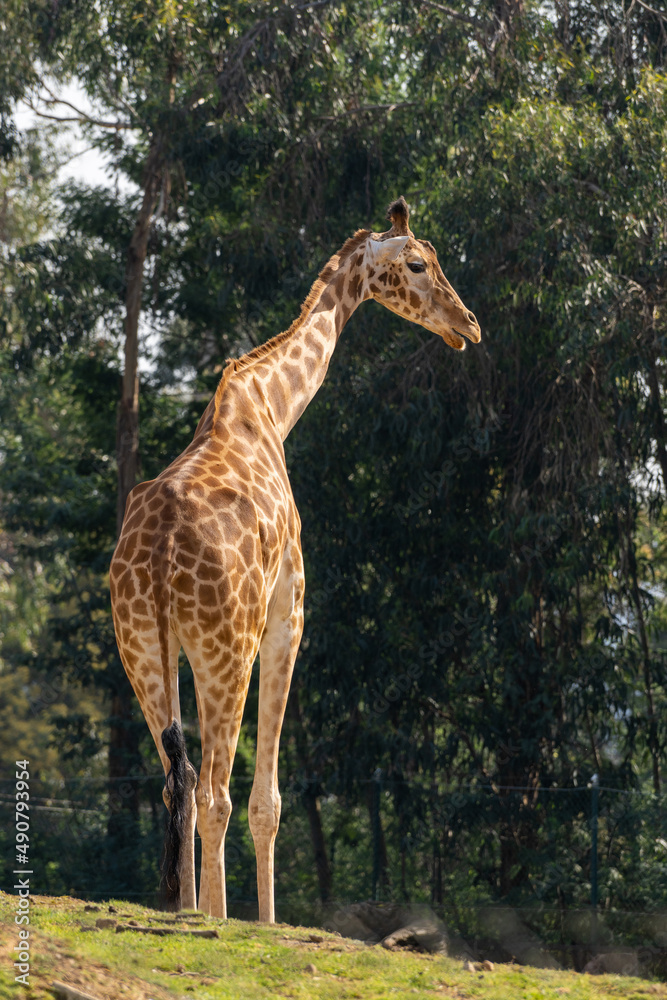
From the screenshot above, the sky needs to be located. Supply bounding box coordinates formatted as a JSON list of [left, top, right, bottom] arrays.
[[14, 81, 153, 368], [15, 80, 135, 192]]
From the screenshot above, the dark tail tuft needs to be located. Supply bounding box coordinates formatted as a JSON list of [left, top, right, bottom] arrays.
[[161, 720, 190, 910]]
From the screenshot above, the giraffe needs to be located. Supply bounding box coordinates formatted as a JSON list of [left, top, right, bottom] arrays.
[[109, 196, 481, 923]]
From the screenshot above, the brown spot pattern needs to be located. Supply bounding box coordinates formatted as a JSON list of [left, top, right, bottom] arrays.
[[108, 210, 478, 922]]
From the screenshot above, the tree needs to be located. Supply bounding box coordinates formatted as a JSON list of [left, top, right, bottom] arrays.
[[10, 0, 379, 833], [4, 0, 667, 933]]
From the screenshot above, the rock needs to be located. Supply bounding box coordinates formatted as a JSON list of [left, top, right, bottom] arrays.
[[326, 902, 448, 953], [381, 923, 447, 954], [328, 908, 379, 943], [383, 925, 409, 950], [481, 960, 494, 971], [51, 982, 104, 1000], [114, 924, 219, 938], [94, 918, 117, 929], [583, 951, 639, 977], [478, 907, 560, 969], [463, 960, 476, 972], [304, 963, 318, 974]]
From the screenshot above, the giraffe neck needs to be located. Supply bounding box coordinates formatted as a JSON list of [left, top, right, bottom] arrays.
[[227, 232, 371, 441]]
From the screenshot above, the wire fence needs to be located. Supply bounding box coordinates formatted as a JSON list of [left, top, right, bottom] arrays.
[[3, 770, 667, 973]]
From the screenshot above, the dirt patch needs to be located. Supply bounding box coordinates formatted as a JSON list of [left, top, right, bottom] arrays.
[[40, 959, 174, 1000], [3, 937, 173, 999], [0, 897, 173, 1000], [278, 931, 363, 954]]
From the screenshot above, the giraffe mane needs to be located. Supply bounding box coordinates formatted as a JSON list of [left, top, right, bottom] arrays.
[[208, 228, 371, 429], [232, 228, 371, 373]]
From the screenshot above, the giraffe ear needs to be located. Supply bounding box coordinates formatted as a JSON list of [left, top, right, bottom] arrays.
[[369, 235, 409, 264], [387, 196, 411, 236]]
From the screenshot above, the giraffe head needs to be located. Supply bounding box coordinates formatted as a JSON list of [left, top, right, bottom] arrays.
[[365, 196, 481, 351]]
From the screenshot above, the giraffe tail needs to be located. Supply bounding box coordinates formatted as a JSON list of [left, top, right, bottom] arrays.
[[161, 719, 190, 909], [151, 533, 191, 909]]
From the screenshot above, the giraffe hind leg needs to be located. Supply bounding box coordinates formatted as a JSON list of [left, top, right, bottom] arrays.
[[117, 628, 198, 912], [184, 629, 260, 919]]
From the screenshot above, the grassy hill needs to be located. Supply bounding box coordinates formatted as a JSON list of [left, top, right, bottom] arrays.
[[1, 891, 665, 999]]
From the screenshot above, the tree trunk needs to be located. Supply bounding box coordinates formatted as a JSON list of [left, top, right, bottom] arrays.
[[367, 773, 391, 899], [646, 343, 667, 497], [627, 532, 661, 794], [107, 690, 141, 825], [289, 686, 333, 903], [494, 0, 522, 39], [116, 139, 164, 534], [611, 377, 662, 795], [490, 0, 523, 74], [109, 140, 164, 839], [303, 791, 332, 903]]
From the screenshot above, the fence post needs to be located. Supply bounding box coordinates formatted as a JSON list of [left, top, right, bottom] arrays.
[[371, 768, 382, 902], [590, 773, 599, 951]]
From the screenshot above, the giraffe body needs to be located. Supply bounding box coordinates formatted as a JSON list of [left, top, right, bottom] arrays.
[[109, 198, 481, 921]]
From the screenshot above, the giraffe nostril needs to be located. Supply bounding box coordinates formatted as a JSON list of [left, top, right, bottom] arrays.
[[467, 311, 477, 326]]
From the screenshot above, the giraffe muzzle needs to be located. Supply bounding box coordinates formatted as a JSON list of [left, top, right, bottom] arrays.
[[453, 328, 481, 346], [454, 313, 481, 344]]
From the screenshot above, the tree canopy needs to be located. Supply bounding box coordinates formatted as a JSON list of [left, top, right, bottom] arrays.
[[2, 0, 667, 956]]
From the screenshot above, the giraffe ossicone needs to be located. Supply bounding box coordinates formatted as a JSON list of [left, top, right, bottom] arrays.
[[368, 234, 410, 263], [109, 196, 481, 922]]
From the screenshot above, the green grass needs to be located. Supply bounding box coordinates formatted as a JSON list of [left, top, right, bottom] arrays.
[[1, 892, 666, 1000]]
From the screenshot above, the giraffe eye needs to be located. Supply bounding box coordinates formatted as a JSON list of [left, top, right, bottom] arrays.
[[407, 261, 426, 273]]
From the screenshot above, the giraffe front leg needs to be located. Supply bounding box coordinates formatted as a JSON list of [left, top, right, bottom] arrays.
[[248, 778, 281, 924], [197, 828, 210, 915], [251, 578, 303, 923]]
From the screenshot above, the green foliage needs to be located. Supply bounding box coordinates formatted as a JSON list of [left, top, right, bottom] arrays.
[[3, 0, 667, 956]]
